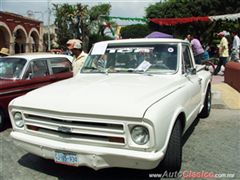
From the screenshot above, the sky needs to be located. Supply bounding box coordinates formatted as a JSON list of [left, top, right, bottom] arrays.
[[0, 0, 160, 25]]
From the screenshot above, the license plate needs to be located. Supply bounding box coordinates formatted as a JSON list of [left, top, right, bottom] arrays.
[[54, 152, 79, 166]]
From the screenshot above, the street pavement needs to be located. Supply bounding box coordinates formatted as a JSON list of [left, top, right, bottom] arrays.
[[0, 75, 239, 180], [212, 75, 240, 110]]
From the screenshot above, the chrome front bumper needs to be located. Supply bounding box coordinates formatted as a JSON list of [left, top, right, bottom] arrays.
[[11, 131, 164, 170]]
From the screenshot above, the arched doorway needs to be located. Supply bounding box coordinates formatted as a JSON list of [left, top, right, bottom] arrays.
[[29, 29, 40, 52], [0, 22, 11, 49], [13, 26, 27, 54]]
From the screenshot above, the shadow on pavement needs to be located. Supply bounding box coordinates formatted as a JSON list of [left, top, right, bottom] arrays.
[[182, 117, 200, 146]]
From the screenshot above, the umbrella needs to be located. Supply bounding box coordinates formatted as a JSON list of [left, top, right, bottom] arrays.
[[145, 31, 173, 38]]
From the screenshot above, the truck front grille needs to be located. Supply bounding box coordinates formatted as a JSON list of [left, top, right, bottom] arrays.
[[23, 112, 126, 146]]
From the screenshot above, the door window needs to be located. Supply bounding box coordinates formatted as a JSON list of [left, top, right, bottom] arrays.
[[23, 59, 49, 79], [49, 58, 72, 74], [182, 45, 193, 73]]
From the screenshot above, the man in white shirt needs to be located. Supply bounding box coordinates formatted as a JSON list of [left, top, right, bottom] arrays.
[[66, 39, 88, 76], [230, 31, 240, 61]]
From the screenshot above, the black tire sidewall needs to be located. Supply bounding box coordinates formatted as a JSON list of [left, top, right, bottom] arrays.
[[199, 86, 211, 118], [0, 109, 6, 131], [158, 120, 182, 173]]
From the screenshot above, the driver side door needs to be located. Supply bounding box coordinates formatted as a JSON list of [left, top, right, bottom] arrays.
[[182, 45, 202, 127]]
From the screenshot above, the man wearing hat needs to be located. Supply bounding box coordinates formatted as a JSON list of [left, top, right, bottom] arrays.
[[214, 31, 229, 75], [66, 39, 87, 76], [0, 48, 9, 57]]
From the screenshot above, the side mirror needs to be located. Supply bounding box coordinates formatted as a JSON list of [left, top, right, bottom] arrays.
[[190, 68, 197, 75], [185, 68, 196, 76]]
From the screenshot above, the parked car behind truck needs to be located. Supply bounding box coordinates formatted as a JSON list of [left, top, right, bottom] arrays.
[[9, 39, 212, 172], [0, 53, 73, 130]]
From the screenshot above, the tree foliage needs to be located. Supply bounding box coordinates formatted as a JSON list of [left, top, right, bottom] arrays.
[[120, 24, 151, 39], [53, 3, 112, 51], [145, 0, 240, 45]]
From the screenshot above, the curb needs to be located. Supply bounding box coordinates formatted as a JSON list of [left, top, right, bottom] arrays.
[[212, 83, 240, 110]]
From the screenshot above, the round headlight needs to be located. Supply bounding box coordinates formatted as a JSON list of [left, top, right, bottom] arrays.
[[14, 112, 24, 128], [131, 126, 149, 145]]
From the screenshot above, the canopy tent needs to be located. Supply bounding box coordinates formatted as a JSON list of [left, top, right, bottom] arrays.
[[145, 31, 173, 38]]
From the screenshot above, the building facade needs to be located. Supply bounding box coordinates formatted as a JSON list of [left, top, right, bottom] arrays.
[[0, 11, 43, 55]]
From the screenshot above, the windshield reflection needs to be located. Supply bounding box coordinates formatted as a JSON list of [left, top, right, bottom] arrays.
[[0, 58, 27, 79], [82, 43, 178, 74]]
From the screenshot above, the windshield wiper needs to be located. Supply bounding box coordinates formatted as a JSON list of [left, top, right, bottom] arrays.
[[82, 67, 97, 70], [126, 68, 152, 76], [82, 66, 108, 74]]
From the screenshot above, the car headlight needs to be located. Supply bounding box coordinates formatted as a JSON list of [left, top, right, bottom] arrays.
[[131, 126, 149, 145], [14, 112, 24, 128]]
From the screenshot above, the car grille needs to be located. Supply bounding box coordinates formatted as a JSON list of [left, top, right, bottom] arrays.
[[23, 112, 126, 146]]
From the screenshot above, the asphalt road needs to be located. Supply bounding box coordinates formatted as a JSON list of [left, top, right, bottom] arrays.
[[1, 78, 240, 180]]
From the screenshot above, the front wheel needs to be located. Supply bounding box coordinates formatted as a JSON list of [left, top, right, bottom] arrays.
[[0, 109, 6, 131], [199, 86, 211, 118], [156, 120, 182, 173]]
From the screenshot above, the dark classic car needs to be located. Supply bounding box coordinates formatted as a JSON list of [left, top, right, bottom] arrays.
[[0, 53, 73, 130]]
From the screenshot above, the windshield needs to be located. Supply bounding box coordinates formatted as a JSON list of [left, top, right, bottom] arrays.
[[0, 58, 27, 79], [82, 43, 178, 74]]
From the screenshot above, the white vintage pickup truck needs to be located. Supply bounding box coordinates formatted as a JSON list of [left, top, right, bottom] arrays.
[[9, 38, 211, 172]]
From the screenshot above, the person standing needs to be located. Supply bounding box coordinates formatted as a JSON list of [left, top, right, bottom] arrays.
[[230, 31, 240, 61], [66, 39, 87, 76], [187, 35, 205, 64], [214, 32, 229, 75], [184, 34, 191, 42]]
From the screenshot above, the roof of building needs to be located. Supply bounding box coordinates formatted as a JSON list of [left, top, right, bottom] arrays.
[[0, 11, 42, 23]]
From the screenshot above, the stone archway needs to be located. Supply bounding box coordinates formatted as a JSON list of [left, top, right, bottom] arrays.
[[0, 22, 11, 50], [29, 28, 40, 52], [13, 25, 27, 54]]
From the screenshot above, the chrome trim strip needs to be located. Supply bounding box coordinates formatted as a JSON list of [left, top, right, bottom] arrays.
[[0, 87, 35, 96]]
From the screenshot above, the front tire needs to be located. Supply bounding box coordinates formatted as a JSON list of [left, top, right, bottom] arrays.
[[157, 120, 182, 173], [0, 109, 6, 131], [199, 86, 211, 118]]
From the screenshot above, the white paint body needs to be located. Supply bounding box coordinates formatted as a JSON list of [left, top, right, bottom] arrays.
[[9, 39, 211, 170]]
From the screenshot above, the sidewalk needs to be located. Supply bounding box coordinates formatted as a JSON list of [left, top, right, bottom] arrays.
[[212, 75, 240, 110]]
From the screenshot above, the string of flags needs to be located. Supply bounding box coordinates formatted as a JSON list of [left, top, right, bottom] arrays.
[[100, 13, 240, 26]]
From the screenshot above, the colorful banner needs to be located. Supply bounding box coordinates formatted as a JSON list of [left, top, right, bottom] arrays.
[[100, 13, 240, 26], [100, 15, 147, 22], [209, 13, 240, 21], [149, 16, 209, 26]]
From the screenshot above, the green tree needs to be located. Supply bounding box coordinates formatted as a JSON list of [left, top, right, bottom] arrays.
[[120, 24, 151, 39], [53, 3, 112, 51]]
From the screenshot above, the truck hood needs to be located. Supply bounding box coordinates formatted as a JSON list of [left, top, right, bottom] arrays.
[[12, 74, 184, 118]]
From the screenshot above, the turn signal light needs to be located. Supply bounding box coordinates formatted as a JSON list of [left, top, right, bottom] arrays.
[[27, 125, 39, 131], [109, 137, 125, 143]]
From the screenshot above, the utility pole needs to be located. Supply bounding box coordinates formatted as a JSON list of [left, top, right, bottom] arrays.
[[47, 0, 51, 51]]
